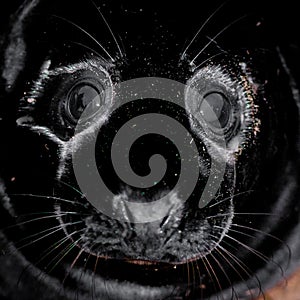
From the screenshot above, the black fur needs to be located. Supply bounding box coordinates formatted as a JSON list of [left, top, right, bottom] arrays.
[[1, 1, 300, 299]]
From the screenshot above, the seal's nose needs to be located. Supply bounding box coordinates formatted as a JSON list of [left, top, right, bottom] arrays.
[[111, 190, 185, 261], [111, 189, 185, 225]]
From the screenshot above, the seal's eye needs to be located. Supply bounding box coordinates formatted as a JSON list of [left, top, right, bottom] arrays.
[[65, 82, 103, 123], [200, 92, 231, 129]]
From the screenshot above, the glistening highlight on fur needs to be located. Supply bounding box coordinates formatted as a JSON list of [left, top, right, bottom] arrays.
[[1, 1, 300, 299]]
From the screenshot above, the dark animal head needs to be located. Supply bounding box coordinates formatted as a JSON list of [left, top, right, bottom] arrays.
[[1, 1, 300, 299]]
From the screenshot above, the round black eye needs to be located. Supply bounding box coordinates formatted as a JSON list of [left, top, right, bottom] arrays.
[[200, 92, 231, 129], [65, 83, 103, 123]]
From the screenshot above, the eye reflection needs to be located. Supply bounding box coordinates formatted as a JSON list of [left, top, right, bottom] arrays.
[[66, 83, 103, 123], [200, 92, 231, 129]]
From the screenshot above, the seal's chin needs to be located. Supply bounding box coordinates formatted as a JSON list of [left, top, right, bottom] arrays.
[[60, 255, 207, 300], [67, 264, 185, 300]]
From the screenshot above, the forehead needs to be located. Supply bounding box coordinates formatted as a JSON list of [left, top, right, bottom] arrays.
[[9, 0, 296, 80], [3, 0, 299, 87], [13, 0, 279, 50], [6, 1, 263, 76]]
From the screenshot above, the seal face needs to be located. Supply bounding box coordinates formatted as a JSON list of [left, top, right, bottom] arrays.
[[1, 0, 300, 299]]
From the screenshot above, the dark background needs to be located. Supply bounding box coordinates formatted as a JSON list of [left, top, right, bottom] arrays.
[[1, 1, 300, 47]]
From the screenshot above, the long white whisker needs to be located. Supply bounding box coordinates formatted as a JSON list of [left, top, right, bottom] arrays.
[[205, 35, 228, 54], [203, 244, 237, 299], [15, 221, 83, 252], [218, 240, 266, 297], [62, 248, 84, 285], [194, 260, 204, 299], [190, 15, 247, 65], [9, 193, 85, 206], [203, 255, 224, 299], [75, 245, 95, 300], [219, 230, 287, 281], [207, 212, 278, 219], [216, 244, 263, 298], [90, 0, 124, 58], [193, 52, 224, 70], [14, 210, 87, 218], [47, 236, 83, 274], [17, 228, 85, 287], [52, 14, 115, 62], [54, 178, 84, 197], [208, 233, 260, 298], [200, 256, 219, 298], [209, 190, 254, 208], [92, 254, 100, 300], [231, 223, 291, 269], [14, 222, 75, 245], [2, 212, 79, 231], [68, 40, 108, 60], [180, 0, 228, 60], [38, 228, 85, 264]]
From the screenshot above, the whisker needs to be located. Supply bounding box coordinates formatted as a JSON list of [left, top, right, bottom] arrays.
[[14, 210, 87, 219], [231, 223, 291, 270], [209, 190, 254, 208], [204, 245, 237, 299], [37, 228, 85, 266], [73, 243, 95, 300], [216, 243, 264, 299], [68, 40, 107, 60], [54, 178, 84, 196], [203, 255, 224, 300], [62, 248, 84, 285], [214, 246, 253, 299], [233, 212, 278, 216], [217, 227, 271, 262], [14, 220, 83, 252], [51, 14, 115, 62], [194, 260, 204, 299], [45, 240, 79, 299], [193, 52, 225, 70], [225, 225, 291, 282], [8, 193, 86, 207], [207, 212, 278, 219], [186, 259, 191, 289], [231, 224, 288, 244], [14, 222, 74, 246], [17, 228, 85, 287], [208, 234, 259, 299], [2, 212, 77, 231], [200, 256, 219, 299], [180, 0, 228, 60], [190, 14, 247, 65], [47, 237, 83, 274], [191, 260, 196, 291], [218, 240, 266, 298], [219, 230, 287, 282], [92, 254, 100, 300], [117, 33, 127, 59], [89, 0, 124, 58], [205, 35, 228, 54], [211, 235, 253, 278]]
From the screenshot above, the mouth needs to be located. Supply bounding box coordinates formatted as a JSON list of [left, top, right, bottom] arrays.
[[67, 263, 188, 300], [60, 253, 203, 300]]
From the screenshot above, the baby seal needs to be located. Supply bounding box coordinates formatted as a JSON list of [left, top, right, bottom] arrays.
[[1, 0, 300, 299]]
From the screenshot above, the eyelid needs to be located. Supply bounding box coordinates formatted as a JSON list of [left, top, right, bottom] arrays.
[[48, 59, 112, 79], [26, 58, 113, 101]]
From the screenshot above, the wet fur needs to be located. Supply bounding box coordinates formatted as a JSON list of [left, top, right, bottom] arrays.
[[1, 1, 300, 299]]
